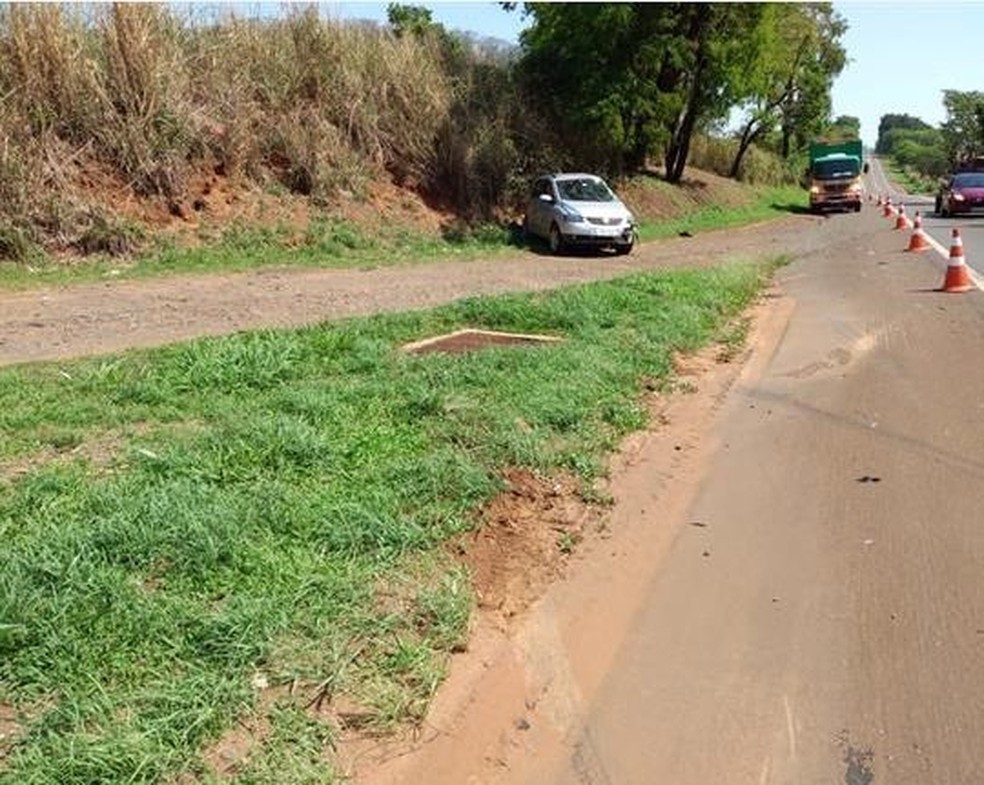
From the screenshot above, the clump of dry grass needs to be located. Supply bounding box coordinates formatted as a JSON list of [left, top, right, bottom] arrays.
[[0, 4, 478, 261], [687, 134, 794, 186]]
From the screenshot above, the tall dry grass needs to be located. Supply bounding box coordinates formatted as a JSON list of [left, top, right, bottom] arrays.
[[687, 134, 796, 186], [0, 3, 525, 261]]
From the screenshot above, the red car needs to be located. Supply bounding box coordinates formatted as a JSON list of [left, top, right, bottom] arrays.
[[936, 172, 984, 217]]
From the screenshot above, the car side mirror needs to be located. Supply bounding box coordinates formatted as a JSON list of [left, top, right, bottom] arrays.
[[538, 193, 554, 203]]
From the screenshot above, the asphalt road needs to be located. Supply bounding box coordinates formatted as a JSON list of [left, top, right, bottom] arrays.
[[361, 203, 984, 784], [867, 155, 984, 277]]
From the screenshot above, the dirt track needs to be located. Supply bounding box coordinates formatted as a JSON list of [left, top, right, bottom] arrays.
[[0, 214, 832, 367]]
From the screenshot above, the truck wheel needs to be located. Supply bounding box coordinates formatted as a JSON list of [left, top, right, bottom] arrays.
[[854, 202, 861, 213]]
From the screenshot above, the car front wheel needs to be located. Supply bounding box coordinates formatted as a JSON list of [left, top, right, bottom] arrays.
[[548, 223, 565, 255]]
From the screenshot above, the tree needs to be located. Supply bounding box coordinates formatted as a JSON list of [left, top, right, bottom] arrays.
[[827, 115, 860, 140], [727, 3, 847, 178], [941, 90, 984, 163], [518, 3, 682, 176], [875, 114, 930, 154], [386, 4, 434, 37], [661, 3, 768, 183]]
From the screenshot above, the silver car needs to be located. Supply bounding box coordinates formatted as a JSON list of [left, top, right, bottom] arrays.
[[524, 173, 636, 255]]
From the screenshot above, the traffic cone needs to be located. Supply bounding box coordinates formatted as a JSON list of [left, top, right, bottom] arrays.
[[895, 203, 909, 230], [940, 228, 974, 293], [906, 211, 930, 252], [883, 197, 893, 217]]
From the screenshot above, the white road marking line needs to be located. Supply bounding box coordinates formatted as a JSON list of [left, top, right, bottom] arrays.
[[784, 694, 797, 761]]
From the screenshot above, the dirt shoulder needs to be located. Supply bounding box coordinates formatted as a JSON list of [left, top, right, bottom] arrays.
[[0, 213, 826, 368]]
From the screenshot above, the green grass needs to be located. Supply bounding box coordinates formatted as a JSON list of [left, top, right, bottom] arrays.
[[0, 257, 787, 782], [0, 217, 519, 291], [0, 185, 804, 291], [637, 184, 807, 242]]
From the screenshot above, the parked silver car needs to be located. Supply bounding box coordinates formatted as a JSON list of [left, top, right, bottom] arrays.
[[524, 173, 636, 255]]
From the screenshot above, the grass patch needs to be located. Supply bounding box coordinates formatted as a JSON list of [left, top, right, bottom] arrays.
[[0, 258, 787, 781], [0, 218, 517, 290], [637, 184, 807, 242]]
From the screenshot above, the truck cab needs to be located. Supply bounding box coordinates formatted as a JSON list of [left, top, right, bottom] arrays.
[[808, 140, 864, 214]]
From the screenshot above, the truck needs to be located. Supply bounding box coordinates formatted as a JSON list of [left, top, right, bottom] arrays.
[[807, 139, 864, 213]]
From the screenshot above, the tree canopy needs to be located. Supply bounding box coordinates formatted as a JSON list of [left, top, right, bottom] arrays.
[[515, 2, 847, 183], [941, 90, 984, 163]]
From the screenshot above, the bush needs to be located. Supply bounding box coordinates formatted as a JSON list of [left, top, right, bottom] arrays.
[[0, 221, 35, 263], [74, 211, 145, 257]]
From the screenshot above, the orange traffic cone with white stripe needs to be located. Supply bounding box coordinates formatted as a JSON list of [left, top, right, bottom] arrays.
[[906, 211, 930, 252], [895, 203, 910, 230], [940, 228, 973, 293], [883, 197, 893, 218]]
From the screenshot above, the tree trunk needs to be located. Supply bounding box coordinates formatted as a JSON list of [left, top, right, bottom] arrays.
[[665, 103, 699, 183], [780, 121, 792, 159], [729, 120, 760, 179], [662, 3, 711, 184]]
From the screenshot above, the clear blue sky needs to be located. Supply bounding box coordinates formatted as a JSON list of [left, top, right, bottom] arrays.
[[327, 1, 984, 148]]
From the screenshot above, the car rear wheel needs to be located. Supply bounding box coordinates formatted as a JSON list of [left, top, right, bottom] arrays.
[[548, 223, 565, 255]]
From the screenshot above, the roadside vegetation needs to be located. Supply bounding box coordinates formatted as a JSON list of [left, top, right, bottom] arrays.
[[0, 3, 844, 271], [0, 180, 806, 290], [0, 257, 786, 783], [875, 92, 984, 193]]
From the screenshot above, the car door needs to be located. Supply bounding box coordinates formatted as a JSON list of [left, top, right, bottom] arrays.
[[528, 178, 553, 237]]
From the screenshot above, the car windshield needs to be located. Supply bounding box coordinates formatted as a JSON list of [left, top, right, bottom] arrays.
[[557, 178, 615, 202], [814, 158, 859, 178], [953, 173, 984, 188]]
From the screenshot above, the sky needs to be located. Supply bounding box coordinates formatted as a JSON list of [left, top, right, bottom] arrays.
[[323, 1, 984, 149]]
